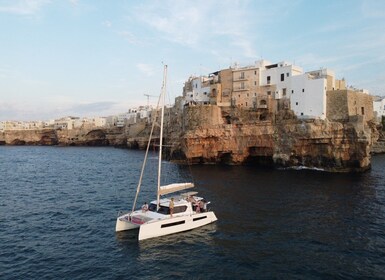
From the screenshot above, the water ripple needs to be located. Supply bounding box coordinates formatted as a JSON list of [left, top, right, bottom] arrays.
[[1, 147, 385, 279]]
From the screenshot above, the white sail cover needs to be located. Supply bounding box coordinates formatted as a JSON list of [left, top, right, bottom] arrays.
[[159, 183, 194, 196]]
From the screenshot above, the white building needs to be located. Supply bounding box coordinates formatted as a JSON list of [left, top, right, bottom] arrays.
[[116, 113, 129, 127], [105, 115, 118, 127], [259, 61, 303, 99], [91, 117, 107, 127], [53, 116, 80, 130], [373, 96, 385, 121], [289, 69, 333, 119], [183, 76, 211, 105]]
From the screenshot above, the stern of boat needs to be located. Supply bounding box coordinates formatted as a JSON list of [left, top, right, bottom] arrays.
[[115, 213, 140, 232]]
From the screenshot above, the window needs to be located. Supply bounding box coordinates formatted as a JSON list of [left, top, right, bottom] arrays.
[[301, 113, 304, 116], [173, 206, 187, 214], [254, 93, 257, 96], [254, 81, 256, 85], [255, 71, 257, 75], [283, 88, 287, 96], [246, 102, 248, 106], [302, 89, 305, 92], [267, 91, 271, 95], [204, 92, 207, 95], [361, 107, 365, 115], [240, 72, 245, 79], [286, 73, 289, 77], [247, 93, 249, 97], [267, 76, 271, 84], [292, 90, 294, 94], [149, 203, 157, 212], [240, 82, 245, 89], [296, 102, 298, 105], [281, 73, 284, 81], [157, 206, 170, 215], [161, 221, 185, 228]]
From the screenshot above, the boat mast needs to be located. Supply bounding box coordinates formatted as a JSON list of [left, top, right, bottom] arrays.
[[157, 64, 167, 210]]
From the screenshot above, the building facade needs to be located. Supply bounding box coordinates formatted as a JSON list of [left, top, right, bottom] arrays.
[[373, 96, 385, 121]]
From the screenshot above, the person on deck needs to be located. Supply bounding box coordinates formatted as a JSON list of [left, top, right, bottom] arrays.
[[141, 202, 148, 212], [169, 198, 174, 217], [195, 201, 201, 213]]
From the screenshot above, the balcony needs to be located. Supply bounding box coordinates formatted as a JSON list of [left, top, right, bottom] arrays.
[[233, 87, 249, 92], [233, 76, 248, 81]]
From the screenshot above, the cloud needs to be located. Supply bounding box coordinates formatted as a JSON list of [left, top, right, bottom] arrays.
[[133, 0, 258, 58], [136, 63, 154, 77], [69, 0, 79, 7], [102, 20, 112, 28], [361, 0, 385, 18], [0, 0, 50, 15], [116, 30, 140, 44]]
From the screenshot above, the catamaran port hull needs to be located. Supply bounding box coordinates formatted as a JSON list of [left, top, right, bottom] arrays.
[[115, 215, 140, 232], [138, 211, 217, 241]]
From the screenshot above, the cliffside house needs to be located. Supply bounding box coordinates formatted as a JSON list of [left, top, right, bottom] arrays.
[[182, 59, 372, 123], [327, 89, 374, 122], [373, 96, 385, 121], [183, 76, 211, 106]]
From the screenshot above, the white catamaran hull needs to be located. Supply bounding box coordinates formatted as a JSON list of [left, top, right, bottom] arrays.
[[115, 214, 140, 232], [116, 211, 217, 240], [139, 211, 217, 241]]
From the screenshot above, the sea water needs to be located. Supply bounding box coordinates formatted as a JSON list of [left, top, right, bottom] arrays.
[[1, 146, 384, 279]]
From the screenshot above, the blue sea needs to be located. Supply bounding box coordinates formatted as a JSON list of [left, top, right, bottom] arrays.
[[1, 146, 385, 279]]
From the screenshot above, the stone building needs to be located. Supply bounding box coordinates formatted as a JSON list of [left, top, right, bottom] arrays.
[[209, 68, 232, 106], [181, 59, 374, 123], [327, 89, 374, 122], [231, 64, 259, 108]]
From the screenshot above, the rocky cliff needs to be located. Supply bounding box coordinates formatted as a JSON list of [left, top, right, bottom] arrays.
[[165, 105, 374, 172], [0, 127, 127, 147], [1, 105, 381, 172]]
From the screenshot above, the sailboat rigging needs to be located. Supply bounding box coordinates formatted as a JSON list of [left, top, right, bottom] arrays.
[[115, 65, 217, 240]]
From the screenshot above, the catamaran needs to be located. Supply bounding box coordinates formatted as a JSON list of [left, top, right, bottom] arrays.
[[115, 65, 217, 240]]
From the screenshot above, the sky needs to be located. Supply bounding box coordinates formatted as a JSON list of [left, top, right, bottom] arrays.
[[1, 0, 385, 121]]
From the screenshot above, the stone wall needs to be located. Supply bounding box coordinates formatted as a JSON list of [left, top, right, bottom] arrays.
[[327, 90, 349, 121], [327, 90, 374, 122]]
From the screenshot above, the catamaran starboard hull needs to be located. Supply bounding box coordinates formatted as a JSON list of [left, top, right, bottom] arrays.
[[138, 211, 217, 241]]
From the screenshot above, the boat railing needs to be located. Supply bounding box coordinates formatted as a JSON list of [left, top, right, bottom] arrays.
[[117, 210, 129, 217]]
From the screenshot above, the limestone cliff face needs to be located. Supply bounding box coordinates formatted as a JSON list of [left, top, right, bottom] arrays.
[[0, 105, 378, 172], [0, 127, 126, 147], [371, 124, 385, 154], [0, 129, 58, 145], [166, 106, 372, 172]]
